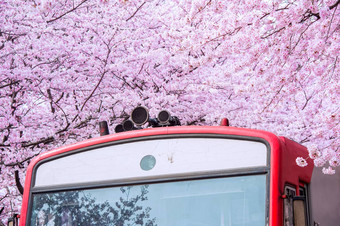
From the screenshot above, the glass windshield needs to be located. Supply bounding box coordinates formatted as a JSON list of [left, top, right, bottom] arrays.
[[30, 175, 266, 226]]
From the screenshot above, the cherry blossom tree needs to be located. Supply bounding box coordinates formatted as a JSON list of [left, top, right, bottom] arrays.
[[0, 0, 339, 222]]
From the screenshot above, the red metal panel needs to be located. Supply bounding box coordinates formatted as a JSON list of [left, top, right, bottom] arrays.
[[279, 137, 313, 195], [19, 126, 313, 226]]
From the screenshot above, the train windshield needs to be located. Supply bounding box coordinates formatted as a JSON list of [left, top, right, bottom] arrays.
[[30, 137, 268, 225], [30, 174, 266, 226]]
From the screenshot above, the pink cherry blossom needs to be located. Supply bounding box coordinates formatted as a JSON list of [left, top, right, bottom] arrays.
[[322, 166, 336, 175], [296, 157, 308, 167], [308, 145, 322, 159], [329, 157, 340, 168]]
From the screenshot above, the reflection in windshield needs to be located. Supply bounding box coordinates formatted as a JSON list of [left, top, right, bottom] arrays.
[[31, 186, 155, 226], [30, 175, 266, 226]]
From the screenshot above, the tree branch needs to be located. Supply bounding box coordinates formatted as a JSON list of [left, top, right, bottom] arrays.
[[299, 1, 339, 24], [326, 3, 338, 41], [47, 0, 89, 23], [261, 27, 285, 39], [0, 81, 20, 89], [330, 0, 340, 10], [14, 170, 24, 195], [3, 155, 37, 167], [261, 84, 285, 113], [191, 0, 212, 20], [80, 71, 107, 111], [21, 137, 55, 148], [47, 88, 55, 113], [290, 20, 316, 53], [126, 2, 146, 22]]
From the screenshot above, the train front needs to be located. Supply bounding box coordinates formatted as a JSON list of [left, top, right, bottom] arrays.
[[20, 107, 313, 226]]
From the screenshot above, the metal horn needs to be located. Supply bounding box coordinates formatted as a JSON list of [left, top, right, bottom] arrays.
[[122, 120, 137, 131], [157, 110, 181, 126], [131, 106, 149, 126], [114, 124, 124, 133]]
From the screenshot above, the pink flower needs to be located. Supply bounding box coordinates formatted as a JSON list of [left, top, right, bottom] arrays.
[[296, 157, 308, 167], [329, 157, 340, 167], [319, 6, 331, 19], [308, 145, 321, 159], [314, 157, 327, 167], [322, 166, 335, 175]]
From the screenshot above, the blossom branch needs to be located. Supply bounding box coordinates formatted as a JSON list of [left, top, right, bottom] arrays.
[[0, 81, 20, 89], [326, 3, 338, 41], [290, 20, 316, 53], [261, 84, 285, 113], [261, 27, 285, 39], [126, 2, 146, 22], [47, 0, 89, 23], [14, 170, 24, 195], [2, 154, 37, 167], [330, 0, 340, 10], [80, 71, 107, 112]]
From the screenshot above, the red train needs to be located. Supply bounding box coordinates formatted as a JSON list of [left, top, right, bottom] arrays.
[[8, 107, 339, 226]]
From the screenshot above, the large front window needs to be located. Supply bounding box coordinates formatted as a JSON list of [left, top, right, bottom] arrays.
[[30, 174, 266, 226], [30, 136, 269, 225]]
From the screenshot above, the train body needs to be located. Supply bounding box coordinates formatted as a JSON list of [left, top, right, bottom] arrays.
[[15, 125, 318, 226], [10, 107, 339, 225]]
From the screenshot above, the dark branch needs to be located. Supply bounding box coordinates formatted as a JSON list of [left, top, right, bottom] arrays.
[[261, 27, 286, 39], [126, 2, 146, 22], [261, 84, 285, 113], [80, 42, 111, 112], [0, 81, 20, 89], [14, 170, 24, 195], [47, 0, 89, 23], [300, 1, 339, 24], [47, 89, 55, 113], [326, 3, 338, 41], [22, 136, 55, 148], [80, 71, 107, 111], [330, 0, 340, 10]]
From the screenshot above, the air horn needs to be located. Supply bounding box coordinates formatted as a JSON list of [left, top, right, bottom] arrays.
[[114, 106, 181, 133], [157, 110, 181, 126], [131, 106, 160, 127], [122, 120, 137, 131]]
